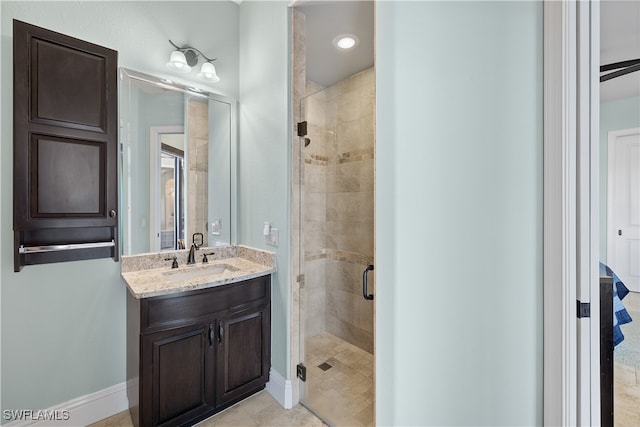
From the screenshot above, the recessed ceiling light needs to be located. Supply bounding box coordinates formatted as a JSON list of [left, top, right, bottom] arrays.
[[333, 34, 359, 50]]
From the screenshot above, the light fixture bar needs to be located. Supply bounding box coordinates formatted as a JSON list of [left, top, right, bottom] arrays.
[[600, 58, 640, 82], [169, 40, 217, 64]]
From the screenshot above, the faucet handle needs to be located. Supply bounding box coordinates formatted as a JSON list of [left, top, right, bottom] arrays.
[[202, 252, 215, 263], [164, 257, 179, 269]]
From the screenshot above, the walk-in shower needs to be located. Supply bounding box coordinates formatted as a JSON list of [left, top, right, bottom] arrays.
[[293, 3, 375, 423], [297, 65, 375, 427]]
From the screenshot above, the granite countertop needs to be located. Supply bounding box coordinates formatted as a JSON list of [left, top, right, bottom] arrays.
[[121, 245, 276, 299]]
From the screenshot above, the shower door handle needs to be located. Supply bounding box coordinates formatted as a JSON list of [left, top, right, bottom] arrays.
[[362, 265, 374, 300]]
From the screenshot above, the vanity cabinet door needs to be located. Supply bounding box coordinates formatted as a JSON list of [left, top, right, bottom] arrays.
[[215, 304, 271, 407], [140, 324, 215, 426]]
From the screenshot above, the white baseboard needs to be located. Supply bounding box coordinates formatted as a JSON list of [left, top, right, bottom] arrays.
[[265, 368, 293, 409], [2, 382, 128, 427], [3, 372, 292, 426]]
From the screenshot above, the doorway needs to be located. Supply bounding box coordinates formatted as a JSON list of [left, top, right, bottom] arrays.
[[602, 127, 640, 424], [159, 144, 185, 250], [298, 70, 375, 426], [600, 1, 640, 424], [149, 126, 186, 251], [607, 129, 640, 293]]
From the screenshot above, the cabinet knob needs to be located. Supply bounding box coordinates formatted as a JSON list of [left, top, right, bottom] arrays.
[[109, 209, 117, 218], [218, 322, 224, 344], [209, 324, 215, 347]]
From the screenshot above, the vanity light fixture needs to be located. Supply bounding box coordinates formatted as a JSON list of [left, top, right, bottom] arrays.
[[166, 40, 220, 83]]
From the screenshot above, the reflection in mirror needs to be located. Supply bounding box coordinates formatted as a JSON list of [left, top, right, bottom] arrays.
[[159, 135, 185, 250], [119, 68, 235, 255]]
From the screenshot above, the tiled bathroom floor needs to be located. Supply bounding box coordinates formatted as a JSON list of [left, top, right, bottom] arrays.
[[301, 332, 374, 427], [615, 362, 640, 427], [194, 392, 325, 427], [90, 391, 324, 427], [614, 291, 640, 427]]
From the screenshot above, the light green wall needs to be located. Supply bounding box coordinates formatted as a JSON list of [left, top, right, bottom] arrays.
[[1, 1, 239, 413], [599, 96, 640, 261], [2, 0, 547, 421], [376, 2, 543, 425], [238, 1, 290, 379]]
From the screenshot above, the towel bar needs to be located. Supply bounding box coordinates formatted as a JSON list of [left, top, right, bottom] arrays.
[[19, 240, 115, 254]]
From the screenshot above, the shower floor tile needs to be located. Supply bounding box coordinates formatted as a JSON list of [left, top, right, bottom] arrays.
[[302, 332, 374, 427]]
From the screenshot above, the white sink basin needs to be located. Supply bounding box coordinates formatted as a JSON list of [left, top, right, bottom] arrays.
[[162, 264, 238, 282]]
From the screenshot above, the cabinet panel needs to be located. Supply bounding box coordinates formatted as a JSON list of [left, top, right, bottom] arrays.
[[142, 325, 214, 426], [143, 277, 269, 331], [216, 306, 271, 406], [226, 313, 263, 388], [30, 134, 105, 216], [30, 37, 107, 131]]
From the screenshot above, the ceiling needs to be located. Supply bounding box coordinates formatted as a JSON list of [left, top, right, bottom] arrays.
[[294, 1, 374, 87], [295, 1, 639, 102]]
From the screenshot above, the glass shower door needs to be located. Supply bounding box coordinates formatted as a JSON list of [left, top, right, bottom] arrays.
[[298, 68, 376, 426]]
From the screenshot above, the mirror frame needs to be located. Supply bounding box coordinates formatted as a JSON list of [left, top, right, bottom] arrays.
[[119, 67, 238, 255]]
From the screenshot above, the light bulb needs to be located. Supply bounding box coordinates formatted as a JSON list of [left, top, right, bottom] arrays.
[[166, 51, 191, 73], [197, 62, 220, 82]]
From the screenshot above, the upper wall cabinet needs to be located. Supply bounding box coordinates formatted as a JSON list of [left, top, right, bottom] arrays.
[[13, 20, 119, 271]]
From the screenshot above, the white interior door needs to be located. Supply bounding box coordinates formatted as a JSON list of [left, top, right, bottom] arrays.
[[608, 128, 640, 292], [149, 125, 185, 251]]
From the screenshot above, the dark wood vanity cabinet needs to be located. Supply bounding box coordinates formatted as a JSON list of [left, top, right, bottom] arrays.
[[13, 20, 118, 271], [127, 276, 271, 427]]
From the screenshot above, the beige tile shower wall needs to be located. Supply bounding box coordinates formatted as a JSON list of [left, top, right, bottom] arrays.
[[303, 67, 375, 353], [326, 258, 374, 353], [303, 80, 328, 339], [187, 98, 209, 246]]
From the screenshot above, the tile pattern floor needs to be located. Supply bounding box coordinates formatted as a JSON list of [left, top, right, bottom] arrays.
[[301, 332, 374, 427], [89, 391, 324, 427], [614, 291, 640, 427], [614, 362, 640, 427], [194, 392, 325, 427]]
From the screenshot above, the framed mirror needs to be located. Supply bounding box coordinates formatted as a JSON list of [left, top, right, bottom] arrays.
[[119, 68, 236, 255]]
